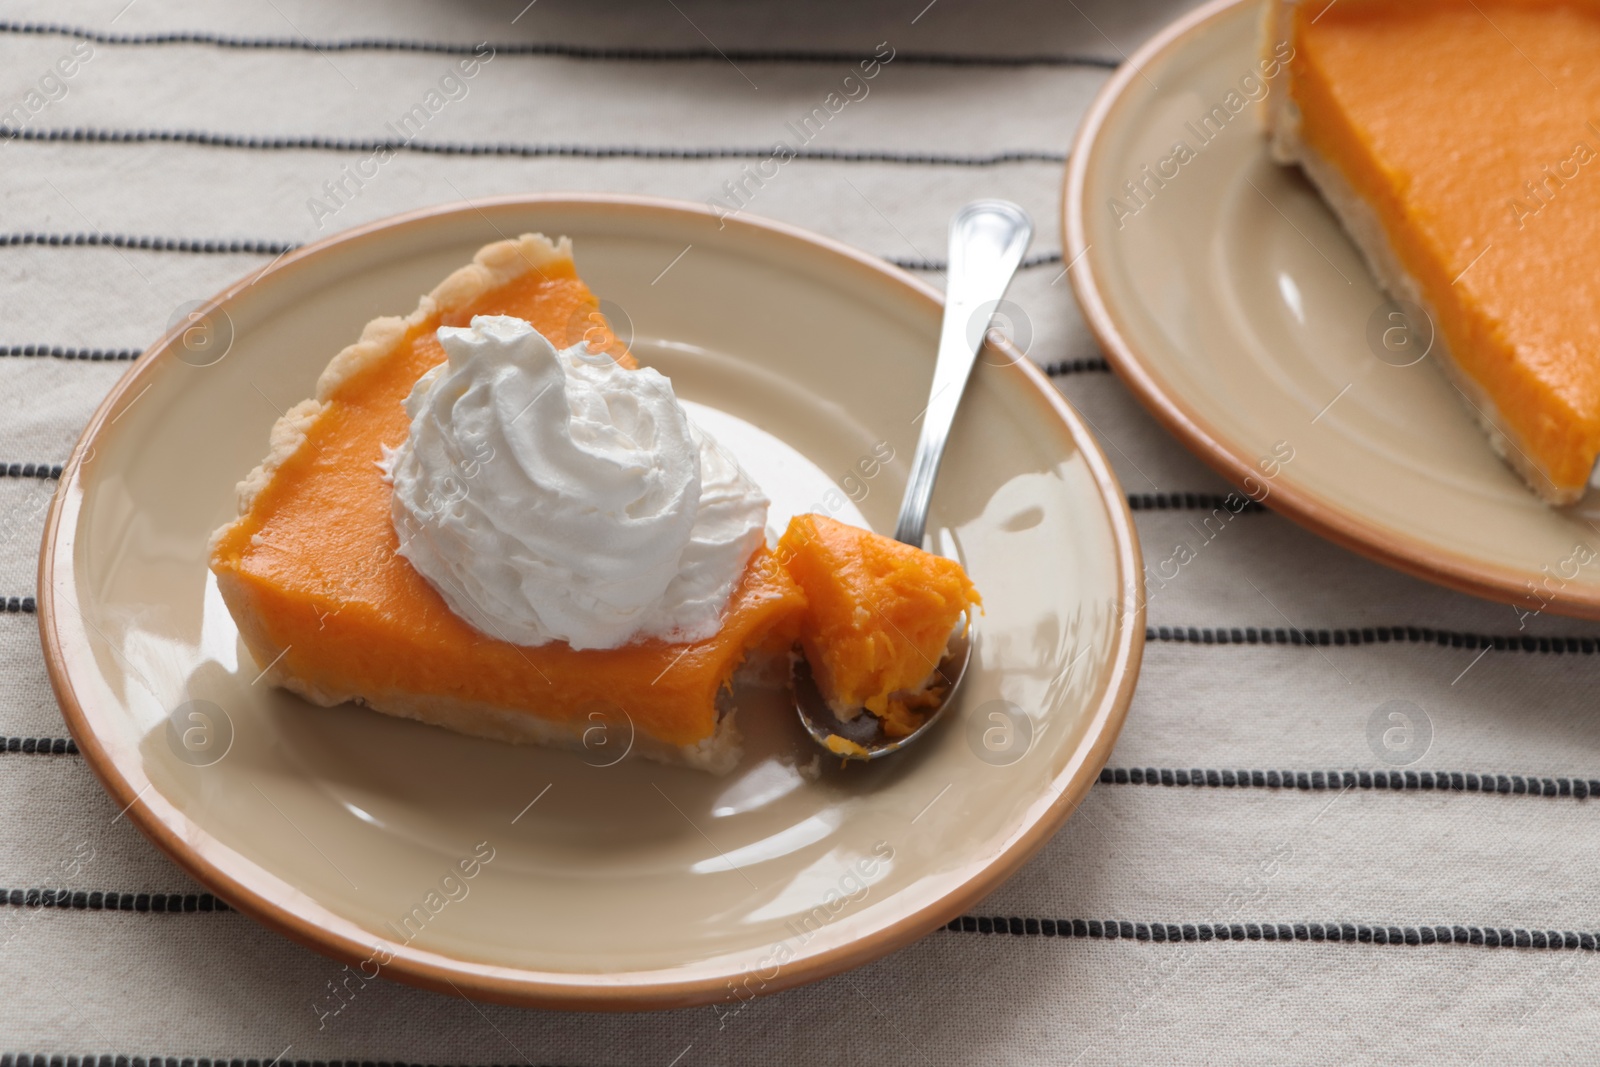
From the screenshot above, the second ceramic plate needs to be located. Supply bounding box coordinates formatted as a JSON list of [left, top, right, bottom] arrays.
[[41, 195, 1143, 1009], [1066, 0, 1600, 617]]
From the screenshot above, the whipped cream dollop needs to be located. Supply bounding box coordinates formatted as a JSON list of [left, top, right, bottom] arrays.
[[382, 314, 768, 651]]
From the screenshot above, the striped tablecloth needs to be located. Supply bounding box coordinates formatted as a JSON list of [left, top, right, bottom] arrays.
[[4, 1, 1598, 1062]]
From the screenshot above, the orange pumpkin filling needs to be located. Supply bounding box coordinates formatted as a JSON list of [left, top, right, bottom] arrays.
[[1268, 0, 1600, 502], [776, 514, 979, 738]]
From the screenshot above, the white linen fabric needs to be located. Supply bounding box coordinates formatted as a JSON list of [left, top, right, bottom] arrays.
[[1, 1, 1597, 1063]]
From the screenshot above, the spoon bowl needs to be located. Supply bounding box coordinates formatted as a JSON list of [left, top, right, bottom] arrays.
[[793, 631, 973, 760]]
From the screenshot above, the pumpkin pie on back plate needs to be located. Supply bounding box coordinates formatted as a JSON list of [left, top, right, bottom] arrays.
[[1263, 0, 1600, 504]]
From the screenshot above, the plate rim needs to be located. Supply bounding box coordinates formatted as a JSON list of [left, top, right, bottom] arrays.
[[1062, 0, 1599, 619], [38, 192, 1147, 1010]]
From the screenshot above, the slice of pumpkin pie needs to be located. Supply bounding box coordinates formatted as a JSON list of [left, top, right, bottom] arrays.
[[1263, 0, 1600, 504], [209, 234, 806, 774]]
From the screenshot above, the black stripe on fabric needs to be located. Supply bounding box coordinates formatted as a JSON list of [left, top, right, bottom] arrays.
[[4, 344, 1093, 375], [0, 599, 37, 615], [944, 916, 1600, 951], [0, 233, 1069, 273], [0, 736, 74, 754], [1097, 766, 1600, 799], [1145, 625, 1600, 652], [0, 463, 61, 480], [2, 464, 1260, 503], [11, 730, 1590, 800], [0, 888, 228, 912], [5, 885, 1598, 956], [0, 127, 1066, 166], [0, 344, 140, 361], [0, 233, 294, 255], [889, 251, 1064, 272], [1127, 492, 1266, 513], [8, 467, 1217, 496], [0, 469, 1251, 515], [1041, 357, 1110, 376], [8, 731, 1573, 798], [0, 20, 1122, 69]]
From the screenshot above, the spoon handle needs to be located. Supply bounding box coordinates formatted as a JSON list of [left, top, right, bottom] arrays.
[[893, 199, 1033, 547]]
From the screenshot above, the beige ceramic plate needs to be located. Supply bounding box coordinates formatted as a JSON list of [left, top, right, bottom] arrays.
[[1066, 0, 1600, 617], [40, 195, 1143, 1010]]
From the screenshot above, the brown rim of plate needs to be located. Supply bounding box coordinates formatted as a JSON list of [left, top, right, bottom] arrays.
[[37, 193, 1147, 1011], [1063, 0, 1600, 620]]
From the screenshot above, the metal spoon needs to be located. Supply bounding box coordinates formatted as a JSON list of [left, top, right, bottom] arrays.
[[795, 199, 1033, 760]]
